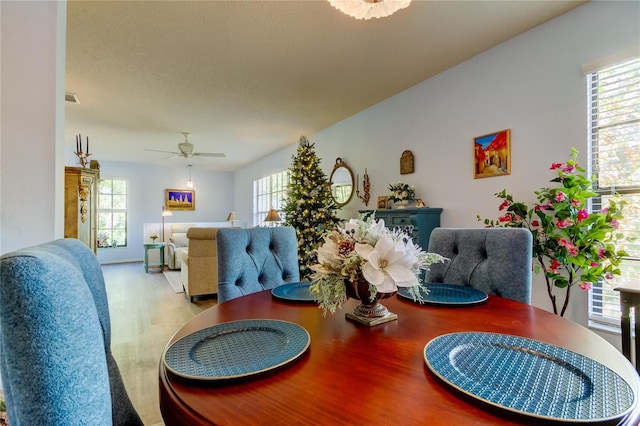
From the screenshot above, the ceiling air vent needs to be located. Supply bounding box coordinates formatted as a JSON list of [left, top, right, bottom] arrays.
[[65, 92, 80, 104]]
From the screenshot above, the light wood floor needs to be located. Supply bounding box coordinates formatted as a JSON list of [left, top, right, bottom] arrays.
[[102, 262, 217, 425]]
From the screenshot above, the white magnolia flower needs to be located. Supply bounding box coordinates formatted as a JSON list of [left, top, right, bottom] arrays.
[[315, 235, 342, 269], [363, 218, 387, 242], [355, 235, 419, 292], [310, 215, 447, 315]]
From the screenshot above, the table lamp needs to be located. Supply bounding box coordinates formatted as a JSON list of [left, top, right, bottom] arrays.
[[264, 209, 282, 227], [226, 211, 237, 227]]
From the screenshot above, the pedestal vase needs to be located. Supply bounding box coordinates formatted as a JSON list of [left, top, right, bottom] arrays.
[[345, 278, 397, 326]]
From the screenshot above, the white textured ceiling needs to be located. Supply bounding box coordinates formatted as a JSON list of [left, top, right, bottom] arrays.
[[65, 0, 586, 171]]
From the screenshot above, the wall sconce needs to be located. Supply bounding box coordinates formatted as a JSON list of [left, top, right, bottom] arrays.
[[74, 133, 92, 168], [161, 206, 173, 242], [186, 164, 194, 188], [226, 211, 238, 227], [264, 208, 282, 227], [356, 168, 371, 206]]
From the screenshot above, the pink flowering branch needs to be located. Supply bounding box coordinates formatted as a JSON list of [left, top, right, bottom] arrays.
[[478, 148, 628, 317]]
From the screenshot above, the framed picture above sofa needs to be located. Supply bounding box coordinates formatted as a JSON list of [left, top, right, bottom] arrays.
[[166, 189, 195, 210]]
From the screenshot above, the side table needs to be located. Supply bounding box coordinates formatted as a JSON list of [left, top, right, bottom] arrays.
[[614, 281, 640, 373], [144, 242, 165, 273]]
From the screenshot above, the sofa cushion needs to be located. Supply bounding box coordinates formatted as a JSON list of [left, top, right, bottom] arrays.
[[170, 233, 189, 247], [171, 224, 194, 234], [175, 247, 189, 264]]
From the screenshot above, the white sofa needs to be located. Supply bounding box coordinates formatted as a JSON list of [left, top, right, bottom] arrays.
[[166, 224, 191, 270], [164, 222, 235, 269]]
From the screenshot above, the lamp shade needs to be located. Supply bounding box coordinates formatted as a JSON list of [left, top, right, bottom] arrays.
[[226, 212, 237, 222], [264, 209, 282, 223]]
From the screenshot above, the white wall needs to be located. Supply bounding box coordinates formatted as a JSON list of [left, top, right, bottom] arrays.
[[0, 1, 67, 254], [234, 0, 639, 334], [95, 160, 234, 263]]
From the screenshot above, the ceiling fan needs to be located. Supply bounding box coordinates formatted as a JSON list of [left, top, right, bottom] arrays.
[[145, 132, 225, 159]]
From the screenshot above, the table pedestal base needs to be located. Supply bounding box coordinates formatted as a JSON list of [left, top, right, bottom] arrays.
[[346, 311, 398, 326]]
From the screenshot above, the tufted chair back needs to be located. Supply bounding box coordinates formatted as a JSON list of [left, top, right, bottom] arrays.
[[217, 227, 300, 303], [425, 228, 533, 304], [0, 239, 142, 425]]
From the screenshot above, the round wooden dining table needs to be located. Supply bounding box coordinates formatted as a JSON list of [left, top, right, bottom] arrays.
[[159, 289, 640, 425]]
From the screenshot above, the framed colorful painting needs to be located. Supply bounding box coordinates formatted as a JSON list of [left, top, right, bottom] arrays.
[[473, 129, 511, 179], [165, 189, 195, 211]]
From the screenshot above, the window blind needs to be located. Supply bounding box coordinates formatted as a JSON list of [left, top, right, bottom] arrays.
[[587, 57, 640, 327], [253, 171, 289, 226], [98, 179, 128, 248]]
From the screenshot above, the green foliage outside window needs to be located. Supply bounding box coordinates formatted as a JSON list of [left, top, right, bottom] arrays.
[[98, 179, 127, 247]]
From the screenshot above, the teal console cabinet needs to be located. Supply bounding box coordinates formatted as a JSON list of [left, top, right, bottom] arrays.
[[359, 208, 442, 252]]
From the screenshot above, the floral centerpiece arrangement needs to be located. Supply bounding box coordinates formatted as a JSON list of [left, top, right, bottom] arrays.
[[478, 148, 627, 317], [388, 182, 416, 203], [309, 215, 446, 318], [149, 233, 159, 242]]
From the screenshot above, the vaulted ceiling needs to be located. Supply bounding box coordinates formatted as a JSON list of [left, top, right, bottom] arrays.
[[65, 0, 586, 171]]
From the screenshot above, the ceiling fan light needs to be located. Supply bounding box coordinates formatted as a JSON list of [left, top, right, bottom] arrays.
[[179, 141, 194, 155], [186, 164, 194, 188], [327, 0, 411, 20]]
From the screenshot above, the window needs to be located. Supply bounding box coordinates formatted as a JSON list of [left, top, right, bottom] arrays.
[[253, 171, 289, 226], [588, 57, 640, 327], [98, 179, 127, 247]]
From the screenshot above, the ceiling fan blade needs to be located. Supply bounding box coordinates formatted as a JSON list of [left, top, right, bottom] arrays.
[[144, 148, 181, 155], [193, 152, 226, 158]]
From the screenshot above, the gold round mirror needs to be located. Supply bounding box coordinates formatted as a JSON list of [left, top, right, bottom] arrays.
[[330, 158, 354, 206]]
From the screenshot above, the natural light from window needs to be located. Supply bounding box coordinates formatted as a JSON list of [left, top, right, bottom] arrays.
[[98, 179, 128, 248], [253, 171, 289, 226], [587, 57, 640, 328]]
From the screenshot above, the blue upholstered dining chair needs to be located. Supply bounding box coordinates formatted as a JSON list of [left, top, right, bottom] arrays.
[[0, 239, 142, 426], [216, 227, 300, 303], [425, 228, 533, 304]]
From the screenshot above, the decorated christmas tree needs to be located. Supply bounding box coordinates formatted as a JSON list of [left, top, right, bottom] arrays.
[[283, 136, 340, 280]]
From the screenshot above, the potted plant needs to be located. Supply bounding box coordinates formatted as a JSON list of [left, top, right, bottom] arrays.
[[478, 148, 627, 316], [309, 215, 446, 320], [388, 182, 416, 208]]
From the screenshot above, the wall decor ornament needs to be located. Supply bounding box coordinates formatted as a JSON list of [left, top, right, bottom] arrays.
[[377, 196, 389, 209], [356, 168, 371, 206], [474, 129, 511, 178], [329, 158, 354, 206], [400, 150, 414, 174], [74, 133, 92, 168], [165, 189, 195, 211]]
